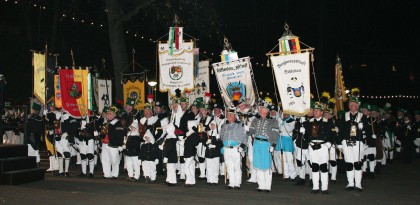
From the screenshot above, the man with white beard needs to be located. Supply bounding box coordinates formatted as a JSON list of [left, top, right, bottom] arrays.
[[338, 97, 371, 192]]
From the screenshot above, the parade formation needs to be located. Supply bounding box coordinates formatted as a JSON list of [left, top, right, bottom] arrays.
[[1, 21, 419, 196]]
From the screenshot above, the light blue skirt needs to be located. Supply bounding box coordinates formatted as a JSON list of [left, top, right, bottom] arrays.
[[275, 136, 295, 152], [253, 136, 272, 171]]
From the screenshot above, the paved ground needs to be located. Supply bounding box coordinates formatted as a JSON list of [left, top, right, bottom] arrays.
[[1, 158, 419, 205]]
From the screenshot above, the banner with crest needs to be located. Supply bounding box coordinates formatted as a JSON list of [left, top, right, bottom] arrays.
[[212, 57, 256, 111], [270, 52, 310, 116], [123, 74, 145, 110], [158, 41, 194, 95], [59, 69, 89, 117], [188, 60, 210, 103]]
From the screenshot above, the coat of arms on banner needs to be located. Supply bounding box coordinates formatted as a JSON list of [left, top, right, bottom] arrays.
[[227, 82, 246, 106], [68, 82, 82, 99], [170, 65, 183, 80], [286, 77, 305, 99]]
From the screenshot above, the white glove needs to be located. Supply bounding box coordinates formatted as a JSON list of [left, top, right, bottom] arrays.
[[163, 157, 168, 163], [122, 145, 126, 149], [48, 130, 54, 135], [62, 132, 68, 138], [118, 146, 123, 152], [94, 131, 99, 137], [238, 147, 244, 153], [335, 127, 339, 133], [407, 125, 411, 130], [325, 142, 332, 149], [269, 146, 274, 153], [43, 110, 48, 115], [158, 145, 164, 150], [209, 144, 216, 148], [178, 136, 184, 141], [372, 134, 377, 139], [155, 159, 159, 164], [206, 139, 212, 144], [123, 136, 127, 144], [299, 127, 305, 134], [244, 125, 250, 132], [358, 123, 363, 130]]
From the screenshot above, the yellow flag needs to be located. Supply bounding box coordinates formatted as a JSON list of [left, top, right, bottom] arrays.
[[334, 58, 347, 112], [123, 77, 145, 110], [33, 52, 46, 105]]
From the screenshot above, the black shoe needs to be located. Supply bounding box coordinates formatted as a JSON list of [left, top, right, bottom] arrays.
[[264, 190, 270, 193], [167, 183, 176, 187], [207, 182, 212, 186], [226, 186, 234, 190], [52, 171, 60, 176], [150, 180, 156, 184], [184, 184, 193, 188], [58, 172, 64, 176], [145, 177, 150, 183], [322, 190, 329, 195], [311, 190, 319, 194], [257, 189, 263, 192], [87, 173, 94, 177], [355, 187, 363, 192], [64, 172, 70, 177], [345, 186, 354, 191], [330, 180, 336, 184], [111, 177, 117, 180], [234, 187, 240, 190], [77, 172, 86, 177]]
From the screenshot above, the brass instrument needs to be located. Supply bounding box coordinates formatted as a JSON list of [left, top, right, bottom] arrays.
[[197, 123, 204, 133], [139, 123, 147, 136], [350, 123, 357, 137], [100, 121, 109, 135]]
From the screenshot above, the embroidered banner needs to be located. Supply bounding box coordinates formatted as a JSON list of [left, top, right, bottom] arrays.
[[59, 69, 89, 117]]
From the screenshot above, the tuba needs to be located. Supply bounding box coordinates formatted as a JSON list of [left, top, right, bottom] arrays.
[[100, 121, 109, 135]]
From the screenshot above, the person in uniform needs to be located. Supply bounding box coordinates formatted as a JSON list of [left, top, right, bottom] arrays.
[[274, 112, 296, 181], [301, 102, 334, 194], [183, 120, 200, 187], [379, 104, 396, 165], [161, 124, 178, 186], [196, 100, 213, 180], [44, 102, 61, 173], [323, 100, 340, 183], [338, 96, 372, 192], [152, 101, 169, 176], [413, 111, 420, 158], [220, 107, 247, 190], [211, 103, 226, 177], [361, 104, 378, 179], [78, 118, 95, 177], [26, 103, 44, 165], [101, 106, 125, 179], [205, 118, 222, 185], [57, 111, 78, 177], [139, 130, 159, 183], [293, 111, 311, 186], [248, 98, 279, 192], [123, 120, 142, 182], [400, 114, 415, 163]]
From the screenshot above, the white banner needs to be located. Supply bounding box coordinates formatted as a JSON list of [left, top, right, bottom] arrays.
[[158, 41, 194, 96], [270, 52, 311, 116], [189, 60, 210, 103], [96, 79, 112, 113], [212, 57, 256, 112]]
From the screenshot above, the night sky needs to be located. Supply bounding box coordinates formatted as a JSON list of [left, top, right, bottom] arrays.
[[0, 0, 419, 110]]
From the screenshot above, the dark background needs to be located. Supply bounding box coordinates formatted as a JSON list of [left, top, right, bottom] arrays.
[[1, 0, 419, 111]]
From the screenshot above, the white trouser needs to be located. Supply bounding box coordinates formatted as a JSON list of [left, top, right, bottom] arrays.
[[4, 131, 13, 144], [206, 157, 220, 183], [184, 157, 196, 185], [274, 150, 297, 179], [126, 156, 140, 179], [414, 138, 420, 154], [142, 160, 157, 181], [247, 136, 257, 182], [166, 163, 177, 184], [329, 146, 337, 180], [309, 143, 329, 191], [176, 141, 185, 180], [363, 146, 376, 173], [27, 144, 40, 163], [256, 169, 273, 190], [55, 138, 71, 156], [224, 147, 242, 187], [342, 140, 364, 189], [79, 139, 95, 174], [294, 145, 309, 180], [101, 144, 120, 178], [12, 132, 24, 144]]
